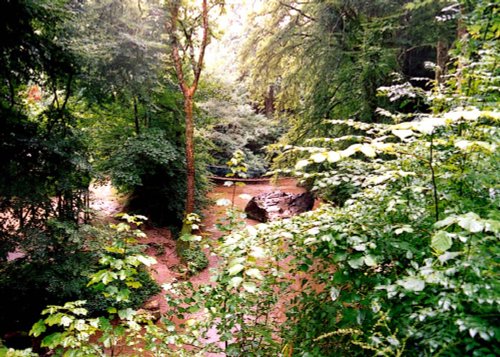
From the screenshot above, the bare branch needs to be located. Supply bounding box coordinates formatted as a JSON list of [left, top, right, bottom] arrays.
[[279, 1, 316, 22], [168, 2, 188, 96], [191, 0, 209, 93]]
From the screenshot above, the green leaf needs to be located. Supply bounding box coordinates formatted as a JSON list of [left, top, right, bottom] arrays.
[[30, 319, 47, 337], [364, 255, 377, 267], [397, 277, 425, 292], [72, 307, 88, 316], [125, 281, 142, 289], [45, 313, 63, 326], [228, 263, 244, 276], [360, 144, 376, 158], [484, 219, 500, 233], [116, 289, 130, 302], [60, 316, 73, 327], [347, 256, 365, 269], [249, 246, 266, 259], [242, 281, 258, 293], [245, 268, 264, 280], [457, 212, 484, 233], [295, 159, 310, 170], [88, 270, 118, 286], [327, 151, 341, 162], [136, 254, 157, 266], [330, 287, 340, 301], [41, 332, 63, 348], [228, 276, 243, 288], [311, 152, 327, 163], [392, 129, 414, 140], [434, 215, 457, 228], [431, 231, 453, 253], [118, 308, 135, 320]]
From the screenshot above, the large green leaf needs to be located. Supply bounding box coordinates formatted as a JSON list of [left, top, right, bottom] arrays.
[[457, 212, 484, 233], [431, 231, 453, 253], [398, 277, 425, 292]]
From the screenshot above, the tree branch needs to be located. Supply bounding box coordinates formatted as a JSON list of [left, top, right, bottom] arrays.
[[192, 0, 209, 93], [168, 2, 189, 96], [179, 20, 198, 76], [279, 1, 316, 22]]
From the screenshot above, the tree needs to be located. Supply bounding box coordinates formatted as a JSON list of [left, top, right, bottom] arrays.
[[0, 0, 91, 255], [166, 0, 215, 214], [241, 0, 457, 144], [71, 0, 167, 135]]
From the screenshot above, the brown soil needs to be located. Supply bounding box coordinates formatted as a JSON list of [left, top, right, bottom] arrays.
[[94, 178, 312, 310], [89, 178, 317, 354]]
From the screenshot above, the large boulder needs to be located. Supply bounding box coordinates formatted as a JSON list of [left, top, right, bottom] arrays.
[[244, 191, 314, 222]]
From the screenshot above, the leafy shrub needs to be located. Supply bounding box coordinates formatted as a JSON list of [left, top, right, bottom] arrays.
[[105, 128, 180, 191], [24, 216, 165, 355], [0, 115, 92, 260], [200, 98, 283, 177], [104, 128, 209, 227], [177, 213, 209, 275], [164, 3, 500, 355], [188, 107, 499, 355], [0, 220, 160, 349], [179, 248, 209, 275], [83, 267, 160, 316]]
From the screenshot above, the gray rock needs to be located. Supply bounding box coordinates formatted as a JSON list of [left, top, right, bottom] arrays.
[[244, 191, 314, 222]]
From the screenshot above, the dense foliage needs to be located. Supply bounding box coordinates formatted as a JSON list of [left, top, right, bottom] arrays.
[[182, 2, 499, 355], [0, 0, 91, 258], [199, 82, 283, 176], [0, 1, 97, 344], [0, 0, 202, 348], [242, 0, 457, 142], [1, 0, 498, 356]]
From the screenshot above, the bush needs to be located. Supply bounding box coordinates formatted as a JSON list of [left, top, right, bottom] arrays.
[[83, 267, 161, 315], [0, 220, 160, 349], [200, 98, 283, 177], [179, 248, 209, 275], [104, 128, 209, 227]]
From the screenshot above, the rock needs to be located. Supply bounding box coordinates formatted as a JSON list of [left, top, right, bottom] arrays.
[[244, 191, 315, 222], [138, 299, 161, 321], [144, 300, 160, 310]]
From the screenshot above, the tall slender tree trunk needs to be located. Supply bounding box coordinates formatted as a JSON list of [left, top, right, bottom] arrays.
[[184, 94, 195, 214], [168, 0, 209, 216], [435, 40, 448, 84], [264, 85, 275, 118], [133, 96, 140, 135]]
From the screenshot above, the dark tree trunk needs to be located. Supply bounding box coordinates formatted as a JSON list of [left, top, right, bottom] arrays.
[[133, 96, 140, 135], [435, 40, 448, 84], [264, 85, 274, 118]]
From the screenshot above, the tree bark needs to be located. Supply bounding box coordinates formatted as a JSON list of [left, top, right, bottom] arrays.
[[184, 95, 195, 214], [435, 40, 448, 84], [264, 85, 274, 118], [168, 0, 209, 214]]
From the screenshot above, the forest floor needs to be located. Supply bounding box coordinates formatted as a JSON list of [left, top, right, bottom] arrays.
[[90, 177, 311, 313], [89, 178, 312, 355]]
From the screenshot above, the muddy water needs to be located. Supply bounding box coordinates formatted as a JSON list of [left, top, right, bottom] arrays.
[[90, 178, 313, 355]]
